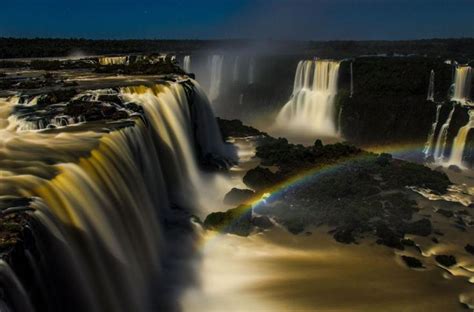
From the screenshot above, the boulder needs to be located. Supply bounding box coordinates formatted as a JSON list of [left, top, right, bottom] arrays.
[[435, 255, 457, 267], [401, 256, 424, 268], [223, 188, 255, 206]]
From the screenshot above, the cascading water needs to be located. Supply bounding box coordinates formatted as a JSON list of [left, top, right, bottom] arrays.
[[98, 56, 129, 65], [233, 56, 240, 82], [208, 55, 224, 101], [427, 70, 435, 102], [120, 81, 233, 208], [0, 79, 233, 312], [275, 59, 341, 137], [452, 66, 472, 103], [433, 105, 456, 161], [350, 62, 354, 98], [448, 110, 474, 168], [183, 55, 191, 73], [424, 104, 442, 158]]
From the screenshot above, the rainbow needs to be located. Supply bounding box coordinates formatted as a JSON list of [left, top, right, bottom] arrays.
[[198, 142, 431, 250]]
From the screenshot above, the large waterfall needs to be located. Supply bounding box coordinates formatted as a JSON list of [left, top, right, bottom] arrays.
[[208, 55, 224, 101], [448, 110, 474, 168], [275, 59, 341, 137], [452, 65, 472, 103], [0, 79, 232, 312]]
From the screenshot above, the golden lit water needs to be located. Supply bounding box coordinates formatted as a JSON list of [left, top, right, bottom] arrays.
[[184, 225, 473, 312]]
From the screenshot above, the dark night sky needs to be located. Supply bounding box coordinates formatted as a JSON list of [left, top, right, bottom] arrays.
[[1, 0, 473, 40]]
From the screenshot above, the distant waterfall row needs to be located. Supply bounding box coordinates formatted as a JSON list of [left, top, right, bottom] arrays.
[[274, 60, 341, 137], [0, 80, 232, 312]]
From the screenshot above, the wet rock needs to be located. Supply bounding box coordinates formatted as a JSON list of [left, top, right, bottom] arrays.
[[448, 165, 462, 173], [376, 153, 393, 167], [251, 216, 273, 230], [465, 244, 474, 255], [403, 218, 432, 237], [203, 205, 253, 237], [243, 166, 280, 191], [217, 118, 265, 139], [224, 188, 255, 206], [401, 256, 424, 268], [435, 255, 457, 267], [375, 223, 403, 249], [431, 237, 439, 244], [333, 227, 356, 244], [401, 238, 416, 247], [437, 209, 454, 218]]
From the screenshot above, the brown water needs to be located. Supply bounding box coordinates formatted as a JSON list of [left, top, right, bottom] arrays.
[[183, 226, 473, 312]]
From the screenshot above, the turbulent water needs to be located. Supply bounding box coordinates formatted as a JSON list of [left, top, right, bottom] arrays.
[[0, 79, 233, 312], [453, 66, 472, 103], [448, 110, 474, 168], [274, 60, 341, 138], [424, 104, 442, 158]]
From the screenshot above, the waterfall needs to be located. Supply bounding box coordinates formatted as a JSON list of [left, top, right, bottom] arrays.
[[275, 59, 341, 137], [350, 62, 354, 98], [183, 55, 191, 72], [424, 104, 442, 158], [0, 79, 232, 311], [448, 110, 474, 168], [98, 56, 128, 66], [248, 57, 255, 85], [434, 105, 456, 161], [233, 56, 240, 82], [427, 70, 435, 102], [0, 260, 34, 312], [121, 81, 233, 206], [208, 55, 224, 101], [452, 66, 472, 103]]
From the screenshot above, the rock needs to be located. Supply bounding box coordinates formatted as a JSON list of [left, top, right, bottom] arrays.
[[376, 153, 393, 167], [403, 219, 432, 237], [223, 188, 255, 206], [465, 244, 474, 255], [375, 223, 403, 249], [437, 209, 454, 218], [448, 165, 462, 173], [203, 205, 253, 237], [333, 227, 356, 244], [435, 255, 457, 267], [251, 216, 273, 230], [243, 167, 280, 191], [401, 238, 416, 247], [401, 256, 424, 268], [431, 237, 439, 244], [313, 139, 323, 149], [217, 118, 265, 139]]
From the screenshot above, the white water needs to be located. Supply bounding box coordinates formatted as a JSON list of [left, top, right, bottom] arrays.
[[98, 56, 128, 65], [448, 110, 474, 168], [208, 55, 224, 101], [0, 80, 235, 311], [121, 81, 234, 210], [434, 105, 456, 161], [427, 70, 435, 102], [350, 62, 354, 98], [275, 60, 341, 137], [183, 55, 191, 73], [424, 104, 442, 158], [452, 66, 472, 103]]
